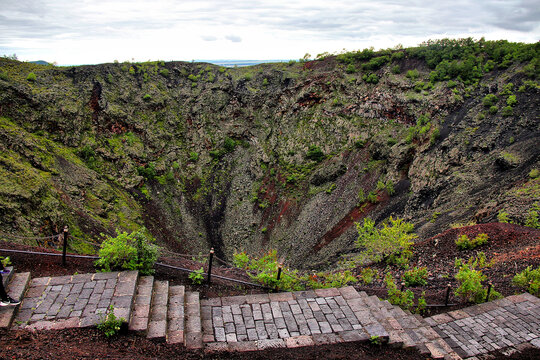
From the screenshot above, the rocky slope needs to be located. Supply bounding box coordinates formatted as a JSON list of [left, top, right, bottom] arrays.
[[0, 39, 538, 269]]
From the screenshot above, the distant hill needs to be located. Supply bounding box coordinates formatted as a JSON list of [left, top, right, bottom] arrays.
[[29, 60, 50, 65]]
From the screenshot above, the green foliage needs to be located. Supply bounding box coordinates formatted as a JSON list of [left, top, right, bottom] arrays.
[[129, 66, 135, 75], [369, 335, 382, 346], [385, 273, 414, 310], [366, 191, 378, 204], [143, 94, 152, 101], [97, 305, 125, 337], [262, 78, 269, 86], [501, 106, 513, 117], [512, 266, 540, 295], [354, 217, 417, 266], [359, 268, 376, 284], [189, 267, 205, 285], [94, 228, 159, 275], [406, 69, 419, 81], [0, 256, 11, 268], [454, 255, 501, 303], [137, 162, 157, 180], [414, 81, 424, 92], [159, 68, 169, 77], [336, 47, 375, 64], [0, 71, 8, 81], [26, 72, 36, 82], [506, 95, 517, 107], [525, 210, 539, 229], [391, 65, 401, 74], [223, 137, 237, 153], [529, 169, 540, 179], [489, 105, 498, 114], [78, 145, 98, 170], [362, 73, 379, 84], [306, 145, 325, 162], [346, 64, 357, 73], [455, 233, 489, 250], [447, 80, 457, 88], [189, 151, 199, 162], [482, 94, 498, 107], [362, 56, 389, 71], [402, 266, 428, 286]]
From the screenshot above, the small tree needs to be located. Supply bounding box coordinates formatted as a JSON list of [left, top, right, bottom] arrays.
[[95, 228, 160, 275], [354, 217, 417, 266]]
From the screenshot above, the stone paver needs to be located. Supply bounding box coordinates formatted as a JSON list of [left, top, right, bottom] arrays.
[[427, 293, 540, 358], [12, 271, 138, 330]]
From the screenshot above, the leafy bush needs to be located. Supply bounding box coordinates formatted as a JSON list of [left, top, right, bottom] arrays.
[[306, 145, 325, 162], [512, 266, 540, 295], [359, 268, 376, 284], [529, 169, 539, 179], [95, 228, 160, 275], [0, 71, 8, 81], [189, 267, 205, 285], [346, 64, 357, 73], [97, 305, 125, 337], [403, 266, 428, 286], [362, 73, 379, 84], [143, 94, 152, 101], [26, 72, 36, 82], [501, 106, 513, 117], [366, 191, 378, 204], [454, 256, 501, 303], [455, 233, 488, 250], [189, 151, 199, 162], [482, 94, 498, 107], [354, 217, 417, 266], [159, 68, 169, 77], [385, 273, 414, 310], [391, 65, 401, 74], [489, 105, 498, 114], [497, 210, 510, 223], [406, 69, 419, 81], [525, 210, 539, 229], [506, 95, 517, 107]]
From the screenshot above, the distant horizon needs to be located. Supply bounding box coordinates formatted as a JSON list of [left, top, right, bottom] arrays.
[[26, 59, 293, 67]]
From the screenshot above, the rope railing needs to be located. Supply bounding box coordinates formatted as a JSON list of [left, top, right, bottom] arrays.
[[0, 228, 466, 307]]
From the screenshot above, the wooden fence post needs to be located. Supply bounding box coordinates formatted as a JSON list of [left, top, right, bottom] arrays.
[[207, 248, 214, 284], [62, 226, 69, 267]]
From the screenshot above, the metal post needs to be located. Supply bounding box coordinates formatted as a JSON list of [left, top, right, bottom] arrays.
[[485, 282, 492, 302], [62, 226, 69, 267], [277, 265, 282, 281], [207, 248, 214, 284], [400, 282, 405, 292], [445, 283, 451, 306]]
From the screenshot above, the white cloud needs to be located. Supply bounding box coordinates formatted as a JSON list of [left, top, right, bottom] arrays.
[[0, 0, 538, 64]]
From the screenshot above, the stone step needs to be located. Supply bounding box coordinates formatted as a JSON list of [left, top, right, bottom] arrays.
[[166, 285, 185, 344], [184, 291, 202, 349], [147, 280, 169, 340], [0, 271, 31, 328], [1, 266, 14, 288], [128, 275, 154, 333]]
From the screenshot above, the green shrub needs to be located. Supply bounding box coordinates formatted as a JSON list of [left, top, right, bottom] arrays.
[[406, 69, 419, 81], [97, 305, 125, 337], [26, 72, 36, 82], [0, 256, 11, 268], [262, 78, 269, 86], [354, 217, 417, 266], [0, 71, 8, 81], [525, 210, 539, 229], [414, 81, 424, 92], [189, 151, 199, 162], [95, 228, 160, 275], [447, 80, 457, 88], [143, 94, 152, 101], [529, 169, 540, 179], [512, 266, 540, 295], [137, 162, 157, 180], [159, 68, 169, 77], [489, 105, 499, 114], [403, 267, 428, 286], [506, 95, 517, 107], [455, 233, 488, 250], [223, 137, 237, 153], [129, 66, 135, 75], [385, 273, 415, 311], [501, 106, 513, 117], [454, 256, 501, 303], [482, 94, 498, 107], [391, 65, 401, 74], [189, 267, 205, 285], [366, 191, 378, 204], [306, 145, 325, 162], [362, 73, 379, 84], [359, 268, 376, 284], [346, 64, 357, 73], [497, 210, 510, 223]]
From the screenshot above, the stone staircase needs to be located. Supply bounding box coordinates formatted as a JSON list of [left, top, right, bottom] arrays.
[[2, 269, 539, 359]]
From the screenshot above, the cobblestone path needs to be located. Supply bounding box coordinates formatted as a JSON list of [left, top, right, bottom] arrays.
[[425, 293, 540, 358], [2, 269, 539, 359], [11, 271, 138, 331]]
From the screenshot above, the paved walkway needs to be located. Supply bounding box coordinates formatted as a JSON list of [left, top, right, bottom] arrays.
[[425, 293, 540, 358], [2, 269, 539, 359], [12, 271, 138, 331]]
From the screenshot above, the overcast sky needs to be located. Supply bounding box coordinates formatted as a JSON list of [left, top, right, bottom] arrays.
[[0, 0, 538, 65]]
